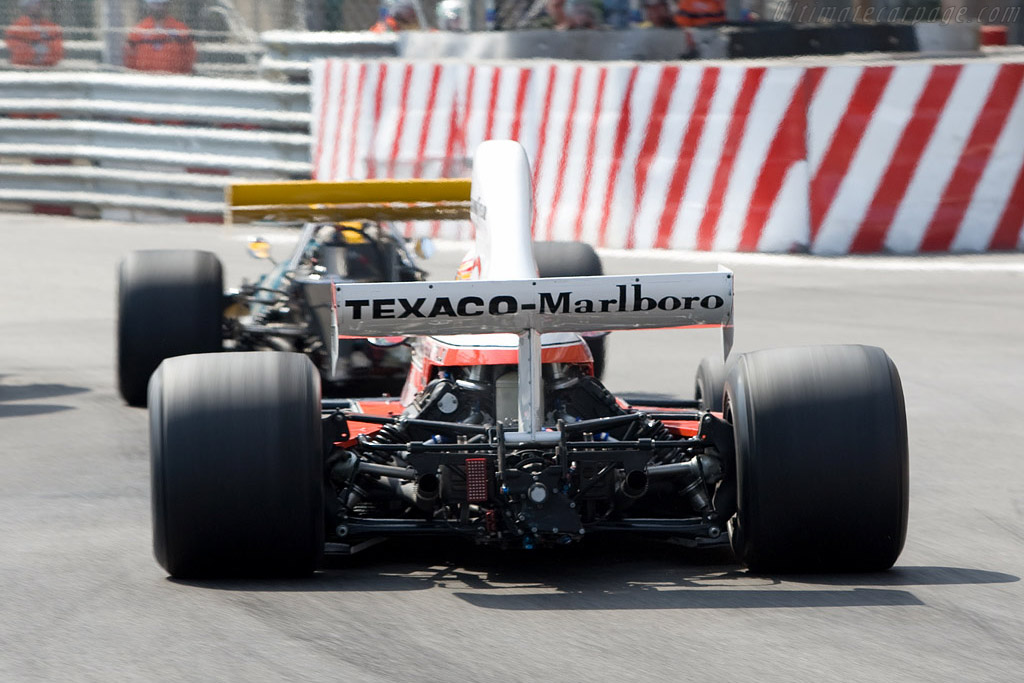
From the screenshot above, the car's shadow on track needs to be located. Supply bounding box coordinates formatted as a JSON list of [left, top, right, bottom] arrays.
[[172, 537, 1018, 610], [0, 376, 89, 418]]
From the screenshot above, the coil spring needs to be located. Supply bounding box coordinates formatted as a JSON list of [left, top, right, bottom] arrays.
[[367, 421, 407, 446], [633, 416, 685, 465], [361, 421, 410, 464]]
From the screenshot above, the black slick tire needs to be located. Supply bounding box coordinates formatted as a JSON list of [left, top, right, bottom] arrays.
[[694, 355, 729, 412], [117, 250, 223, 407], [725, 345, 909, 573], [533, 241, 606, 378], [149, 352, 324, 578]]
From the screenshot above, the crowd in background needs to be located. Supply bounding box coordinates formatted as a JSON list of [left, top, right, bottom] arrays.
[[3, 0, 732, 71], [370, 0, 728, 32]]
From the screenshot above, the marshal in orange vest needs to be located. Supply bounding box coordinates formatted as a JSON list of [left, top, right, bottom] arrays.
[[124, 15, 196, 74], [4, 13, 63, 66], [674, 0, 725, 26]]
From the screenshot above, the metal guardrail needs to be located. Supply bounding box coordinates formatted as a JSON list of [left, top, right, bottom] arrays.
[[0, 120, 309, 163], [259, 31, 398, 82], [0, 72, 311, 221], [0, 72, 308, 111], [0, 165, 229, 205], [0, 98, 309, 128]]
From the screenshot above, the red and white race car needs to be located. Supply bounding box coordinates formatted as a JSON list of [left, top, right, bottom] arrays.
[[148, 141, 909, 578]]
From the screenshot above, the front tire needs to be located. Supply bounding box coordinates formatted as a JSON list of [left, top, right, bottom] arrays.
[[533, 241, 606, 378], [117, 250, 223, 407], [694, 355, 729, 412], [725, 345, 909, 573], [149, 352, 324, 578]]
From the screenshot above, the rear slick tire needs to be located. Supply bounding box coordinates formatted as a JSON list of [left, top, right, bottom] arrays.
[[725, 345, 909, 573], [117, 250, 223, 407], [149, 352, 324, 579], [533, 241, 606, 378]]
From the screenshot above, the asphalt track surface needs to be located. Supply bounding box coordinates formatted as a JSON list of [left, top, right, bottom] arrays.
[[2, 214, 1023, 682]]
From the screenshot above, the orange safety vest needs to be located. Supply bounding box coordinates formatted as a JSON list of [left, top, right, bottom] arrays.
[[674, 0, 725, 27], [4, 16, 63, 67], [124, 16, 196, 74], [369, 17, 398, 33]]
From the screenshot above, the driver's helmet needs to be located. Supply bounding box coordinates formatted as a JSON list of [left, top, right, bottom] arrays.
[[314, 221, 385, 281], [317, 221, 365, 245]]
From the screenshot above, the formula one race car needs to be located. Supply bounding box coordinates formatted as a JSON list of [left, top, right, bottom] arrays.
[[148, 141, 909, 578], [116, 219, 427, 406], [118, 186, 606, 406]]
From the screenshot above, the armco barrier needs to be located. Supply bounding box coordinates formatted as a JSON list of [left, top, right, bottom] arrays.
[[312, 57, 1024, 253], [260, 31, 399, 82], [0, 71, 307, 117], [0, 72, 310, 221]]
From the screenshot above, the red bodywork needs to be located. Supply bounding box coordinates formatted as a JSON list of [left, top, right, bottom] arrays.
[[342, 332, 701, 446], [402, 333, 594, 400]]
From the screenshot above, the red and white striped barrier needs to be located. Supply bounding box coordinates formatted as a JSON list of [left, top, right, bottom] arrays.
[[311, 58, 1024, 254]]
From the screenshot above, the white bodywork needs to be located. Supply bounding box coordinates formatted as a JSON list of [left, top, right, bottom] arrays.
[[468, 140, 538, 281], [320, 140, 735, 435], [297, 141, 734, 432]]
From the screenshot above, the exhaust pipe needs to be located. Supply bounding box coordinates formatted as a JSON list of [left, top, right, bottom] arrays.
[[618, 470, 649, 499], [401, 473, 440, 511], [646, 455, 722, 483], [614, 469, 649, 509], [646, 460, 698, 481], [646, 455, 725, 514]]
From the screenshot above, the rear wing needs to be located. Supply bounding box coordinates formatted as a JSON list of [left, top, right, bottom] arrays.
[[225, 178, 471, 224], [302, 270, 734, 433], [322, 272, 732, 336]]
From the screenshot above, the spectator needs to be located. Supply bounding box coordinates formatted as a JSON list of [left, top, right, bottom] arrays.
[[370, 0, 421, 32], [533, 0, 567, 28], [528, 0, 566, 28], [4, 0, 63, 67], [124, 0, 196, 74], [639, 0, 676, 27], [436, 0, 468, 31], [531, 0, 601, 28], [674, 0, 725, 26], [603, 0, 630, 28], [524, 0, 606, 29], [564, 0, 600, 28], [640, 0, 698, 57]]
